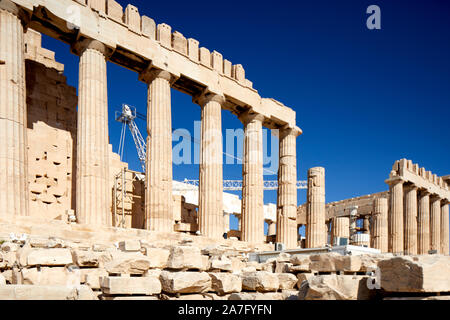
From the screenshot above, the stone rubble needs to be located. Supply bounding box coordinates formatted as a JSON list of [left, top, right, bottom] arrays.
[[1, 237, 450, 300]]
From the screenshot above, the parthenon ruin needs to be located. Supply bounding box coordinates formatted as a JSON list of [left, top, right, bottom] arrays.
[[0, 0, 302, 246], [1, 0, 450, 301]]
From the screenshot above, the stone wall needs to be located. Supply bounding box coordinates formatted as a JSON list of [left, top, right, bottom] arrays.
[[25, 30, 78, 220]]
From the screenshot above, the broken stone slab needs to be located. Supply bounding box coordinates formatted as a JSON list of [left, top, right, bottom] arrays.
[[275, 261, 292, 273], [277, 273, 298, 290], [209, 273, 242, 295], [167, 246, 204, 270], [306, 253, 363, 273], [209, 255, 233, 272], [290, 254, 311, 271], [378, 255, 450, 293], [20, 248, 73, 267], [80, 268, 108, 290], [118, 240, 141, 252], [0, 285, 78, 300], [101, 276, 161, 295], [72, 249, 112, 267], [241, 271, 279, 293], [143, 247, 170, 268], [299, 275, 372, 300], [104, 251, 152, 275], [77, 285, 98, 300], [160, 271, 211, 294], [21, 267, 79, 286]]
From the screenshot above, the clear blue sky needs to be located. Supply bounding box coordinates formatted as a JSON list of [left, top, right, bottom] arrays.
[[41, 0, 450, 212]]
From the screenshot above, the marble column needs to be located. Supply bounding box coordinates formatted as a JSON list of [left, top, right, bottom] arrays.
[[141, 70, 173, 232], [417, 190, 430, 254], [441, 203, 449, 255], [306, 167, 326, 248], [349, 206, 358, 244], [268, 220, 276, 236], [331, 216, 350, 242], [0, 2, 29, 217], [371, 197, 388, 252], [430, 196, 441, 253], [363, 216, 370, 234], [240, 112, 264, 244], [74, 39, 110, 226], [403, 184, 418, 255], [276, 127, 301, 249], [387, 178, 404, 254], [223, 212, 230, 235], [198, 93, 224, 239]]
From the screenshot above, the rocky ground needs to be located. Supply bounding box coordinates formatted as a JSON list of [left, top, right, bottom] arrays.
[[1, 236, 449, 300]]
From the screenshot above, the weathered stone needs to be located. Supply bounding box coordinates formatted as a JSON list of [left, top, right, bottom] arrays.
[[275, 261, 292, 273], [378, 255, 450, 292], [23, 248, 73, 266], [104, 251, 153, 275], [230, 257, 247, 272], [143, 247, 170, 268], [72, 249, 112, 267], [0, 274, 5, 285], [209, 273, 242, 295], [277, 273, 297, 290], [1, 242, 20, 253], [167, 246, 203, 270], [210, 255, 233, 272], [299, 275, 371, 300], [101, 276, 161, 295], [160, 271, 211, 294], [241, 271, 279, 292], [77, 285, 98, 300], [1, 270, 12, 284], [229, 292, 285, 300], [118, 240, 141, 252], [0, 285, 78, 300], [80, 268, 108, 290], [21, 267, 78, 286]]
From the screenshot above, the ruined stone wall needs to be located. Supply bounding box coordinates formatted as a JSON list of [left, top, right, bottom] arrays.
[[24, 29, 130, 222], [25, 30, 77, 220]]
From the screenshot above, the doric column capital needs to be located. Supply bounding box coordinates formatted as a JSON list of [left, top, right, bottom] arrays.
[[0, 0, 30, 29], [418, 189, 431, 197], [194, 91, 225, 107], [279, 124, 302, 137], [71, 38, 112, 57], [139, 67, 177, 84], [403, 183, 418, 192], [430, 195, 442, 202], [238, 110, 264, 125], [385, 176, 405, 187]]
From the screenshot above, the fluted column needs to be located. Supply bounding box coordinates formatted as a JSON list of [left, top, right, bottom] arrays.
[[240, 112, 264, 244], [371, 198, 388, 252], [430, 196, 441, 254], [417, 190, 430, 254], [331, 216, 350, 241], [141, 70, 174, 232], [276, 127, 301, 249], [387, 178, 404, 254], [404, 184, 418, 255], [441, 203, 449, 255], [74, 39, 110, 226], [198, 93, 224, 239], [306, 167, 326, 248], [0, 2, 28, 217]]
